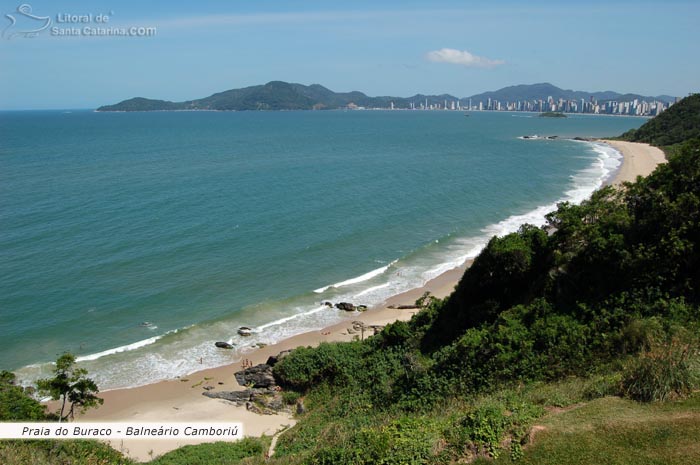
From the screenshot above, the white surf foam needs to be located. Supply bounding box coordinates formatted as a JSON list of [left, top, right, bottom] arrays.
[[355, 282, 391, 297], [75, 336, 162, 362], [75, 329, 178, 362], [314, 260, 397, 293], [422, 140, 620, 283], [255, 305, 328, 331]]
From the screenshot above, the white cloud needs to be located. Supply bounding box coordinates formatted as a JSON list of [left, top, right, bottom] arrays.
[[425, 48, 505, 68]]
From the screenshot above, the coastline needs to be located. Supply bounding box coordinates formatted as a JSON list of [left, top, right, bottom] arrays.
[[78, 263, 468, 461], [71, 140, 666, 462], [600, 139, 667, 185]]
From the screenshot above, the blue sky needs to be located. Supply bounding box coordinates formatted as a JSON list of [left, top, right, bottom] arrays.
[[1, 0, 698, 109]]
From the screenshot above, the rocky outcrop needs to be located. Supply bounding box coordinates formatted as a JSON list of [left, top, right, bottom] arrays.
[[235, 363, 276, 388], [335, 302, 355, 311], [203, 387, 286, 415], [204, 390, 253, 403], [203, 350, 300, 415], [215, 341, 234, 349], [251, 390, 285, 411]]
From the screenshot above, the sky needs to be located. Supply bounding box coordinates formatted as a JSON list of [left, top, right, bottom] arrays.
[[0, 0, 698, 110]]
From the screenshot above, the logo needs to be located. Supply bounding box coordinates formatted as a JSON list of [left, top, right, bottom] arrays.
[[3, 3, 51, 39], [2, 3, 156, 40]]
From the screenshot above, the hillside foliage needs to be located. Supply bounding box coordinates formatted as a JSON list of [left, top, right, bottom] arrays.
[[620, 93, 700, 146]]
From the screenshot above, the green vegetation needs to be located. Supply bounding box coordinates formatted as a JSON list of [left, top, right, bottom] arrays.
[[37, 353, 103, 422], [148, 438, 268, 465], [0, 440, 135, 465], [97, 97, 183, 112], [620, 93, 700, 146], [0, 371, 49, 421], [538, 111, 567, 117], [484, 394, 700, 465], [97, 81, 405, 111]]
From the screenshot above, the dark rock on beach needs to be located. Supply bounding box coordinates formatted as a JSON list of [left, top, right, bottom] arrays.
[[335, 302, 356, 311], [251, 390, 285, 411], [215, 341, 234, 349], [235, 363, 276, 388], [204, 387, 286, 414], [204, 350, 302, 415], [204, 390, 254, 403], [237, 327, 253, 336]]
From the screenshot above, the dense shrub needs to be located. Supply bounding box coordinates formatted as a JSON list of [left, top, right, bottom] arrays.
[[273, 341, 369, 391], [445, 396, 543, 461], [0, 371, 48, 421], [620, 339, 696, 402]]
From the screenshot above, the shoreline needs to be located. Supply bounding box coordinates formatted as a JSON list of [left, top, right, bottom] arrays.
[[600, 139, 667, 185], [64, 140, 666, 462], [78, 262, 468, 461]]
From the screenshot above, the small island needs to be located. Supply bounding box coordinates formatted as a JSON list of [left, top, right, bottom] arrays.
[[539, 111, 567, 118]]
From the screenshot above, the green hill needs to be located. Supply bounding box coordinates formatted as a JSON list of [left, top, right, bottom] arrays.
[[620, 93, 700, 146], [97, 97, 183, 112], [96, 81, 461, 112]]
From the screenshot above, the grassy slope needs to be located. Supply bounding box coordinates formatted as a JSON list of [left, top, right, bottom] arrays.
[[484, 394, 700, 465], [0, 440, 135, 465]]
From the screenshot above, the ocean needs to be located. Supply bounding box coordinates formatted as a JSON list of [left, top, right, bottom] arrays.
[[0, 110, 645, 389]]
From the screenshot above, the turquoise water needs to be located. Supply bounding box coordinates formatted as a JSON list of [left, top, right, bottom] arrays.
[[0, 110, 645, 388]]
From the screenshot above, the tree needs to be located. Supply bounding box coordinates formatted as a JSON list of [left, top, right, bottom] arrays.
[[37, 353, 103, 422]]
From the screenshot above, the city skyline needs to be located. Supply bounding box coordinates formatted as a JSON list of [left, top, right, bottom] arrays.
[[1, 0, 699, 110]]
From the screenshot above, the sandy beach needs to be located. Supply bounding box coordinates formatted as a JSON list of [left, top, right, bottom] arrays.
[[72, 140, 666, 462], [601, 139, 667, 185]]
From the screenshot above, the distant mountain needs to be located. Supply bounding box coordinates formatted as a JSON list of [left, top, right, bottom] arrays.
[[97, 81, 675, 112], [97, 81, 458, 112], [464, 82, 675, 106]]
